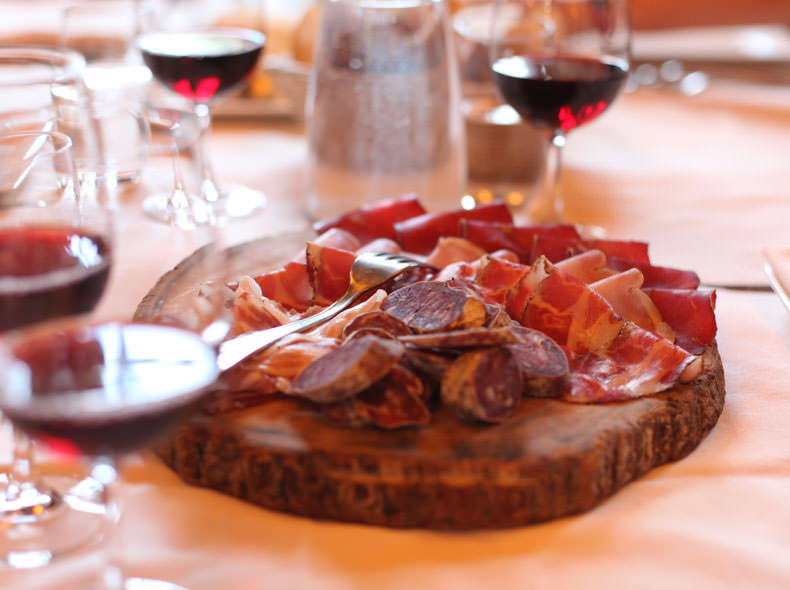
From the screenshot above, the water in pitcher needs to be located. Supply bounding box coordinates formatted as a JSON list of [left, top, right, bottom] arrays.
[[306, 0, 467, 219]]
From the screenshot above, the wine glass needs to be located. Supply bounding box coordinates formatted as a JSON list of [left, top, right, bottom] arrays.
[[136, 25, 267, 219], [490, 0, 631, 227], [0, 319, 219, 589], [0, 131, 115, 567]]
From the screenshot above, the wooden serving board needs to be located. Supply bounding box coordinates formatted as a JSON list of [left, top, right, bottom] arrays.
[[136, 233, 726, 530]]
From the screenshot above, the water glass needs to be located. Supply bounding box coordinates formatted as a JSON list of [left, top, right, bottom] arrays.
[[306, 0, 467, 219]]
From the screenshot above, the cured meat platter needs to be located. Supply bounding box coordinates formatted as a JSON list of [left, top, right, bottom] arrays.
[[136, 197, 725, 529]]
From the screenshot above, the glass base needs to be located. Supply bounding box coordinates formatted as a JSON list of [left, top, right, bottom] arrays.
[[142, 185, 266, 222], [0, 474, 106, 569]]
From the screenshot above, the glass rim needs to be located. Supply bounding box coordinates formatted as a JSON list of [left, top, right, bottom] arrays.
[[0, 45, 86, 87], [0, 130, 73, 156], [136, 27, 266, 47]]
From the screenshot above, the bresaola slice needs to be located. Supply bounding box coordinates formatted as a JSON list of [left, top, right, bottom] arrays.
[[394, 203, 513, 254], [313, 193, 426, 243], [643, 288, 717, 354], [289, 335, 404, 402], [382, 281, 487, 333], [441, 348, 522, 423]]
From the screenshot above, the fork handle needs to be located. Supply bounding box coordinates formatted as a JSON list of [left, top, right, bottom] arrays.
[[216, 290, 360, 372]]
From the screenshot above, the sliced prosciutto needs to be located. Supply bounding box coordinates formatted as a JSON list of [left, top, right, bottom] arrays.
[[424, 237, 486, 268], [507, 258, 699, 402], [568, 324, 700, 402], [313, 194, 426, 243], [305, 243, 356, 304], [555, 250, 614, 284], [511, 258, 624, 355], [644, 288, 717, 354], [607, 257, 700, 290], [231, 276, 292, 335], [253, 261, 313, 311], [394, 203, 513, 254], [293, 228, 360, 263], [590, 269, 674, 341], [473, 255, 528, 305]]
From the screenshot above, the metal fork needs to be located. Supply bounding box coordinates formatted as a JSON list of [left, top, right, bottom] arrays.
[[216, 252, 433, 371]]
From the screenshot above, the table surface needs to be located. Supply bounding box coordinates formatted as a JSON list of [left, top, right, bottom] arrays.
[[4, 81, 790, 589]]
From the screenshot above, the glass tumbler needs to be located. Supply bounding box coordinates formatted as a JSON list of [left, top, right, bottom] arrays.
[[306, 0, 467, 219]]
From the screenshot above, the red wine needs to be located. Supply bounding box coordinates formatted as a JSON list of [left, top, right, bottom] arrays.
[[492, 54, 628, 133], [139, 30, 264, 102], [0, 225, 111, 331], [3, 323, 218, 456]]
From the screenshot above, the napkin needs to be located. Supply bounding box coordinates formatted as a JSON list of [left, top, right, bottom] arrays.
[[762, 247, 790, 312]]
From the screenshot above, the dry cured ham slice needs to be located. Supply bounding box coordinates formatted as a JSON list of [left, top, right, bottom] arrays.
[[555, 250, 615, 284], [322, 365, 430, 429], [511, 258, 624, 355], [643, 288, 717, 355], [382, 281, 487, 333], [435, 261, 477, 283], [394, 203, 513, 254], [424, 237, 487, 268], [253, 261, 313, 312], [441, 348, 523, 422], [289, 334, 405, 402], [473, 255, 529, 304], [607, 257, 700, 290], [590, 269, 674, 341], [567, 324, 700, 403], [313, 193, 426, 243], [305, 243, 356, 304], [529, 235, 585, 263], [230, 276, 292, 335]]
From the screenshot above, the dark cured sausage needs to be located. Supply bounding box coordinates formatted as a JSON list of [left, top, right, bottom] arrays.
[[440, 348, 522, 423], [289, 335, 404, 403], [321, 365, 430, 429], [507, 327, 570, 397], [400, 327, 521, 350], [342, 311, 414, 339], [382, 282, 487, 333], [404, 349, 456, 384]]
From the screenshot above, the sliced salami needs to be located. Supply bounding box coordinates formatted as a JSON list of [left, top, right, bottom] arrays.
[[507, 327, 569, 397], [382, 281, 487, 333], [400, 327, 521, 349], [342, 311, 414, 339], [321, 365, 430, 429], [440, 348, 522, 423], [404, 349, 456, 383], [289, 335, 405, 403]]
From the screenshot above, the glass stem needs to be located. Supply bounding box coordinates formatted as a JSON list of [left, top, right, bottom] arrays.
[[93, 456, 124, 590], [10, 425, 35, 483], [192, 102, 221, 204], [528, 132, 566, 224]]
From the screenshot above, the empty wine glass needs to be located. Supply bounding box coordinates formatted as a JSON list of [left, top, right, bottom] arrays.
[[490, 0, 631, 227]]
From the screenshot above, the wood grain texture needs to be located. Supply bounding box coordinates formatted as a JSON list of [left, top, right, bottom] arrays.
[[156, 345, 724, 530]]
